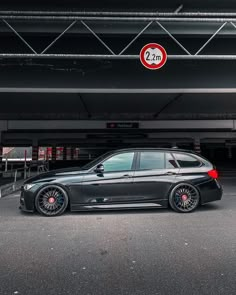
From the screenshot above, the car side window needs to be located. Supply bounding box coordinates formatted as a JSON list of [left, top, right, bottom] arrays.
[[139, 152, 165, 170], [166, 153, 178, 169], [102, 152, 135, 172], [173, 153, 201, 168]]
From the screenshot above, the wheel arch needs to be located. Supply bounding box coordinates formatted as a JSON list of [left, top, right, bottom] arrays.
[[167, 181, 202, 201], [167, 181, 202, 213], [34, 182, 71, 215]]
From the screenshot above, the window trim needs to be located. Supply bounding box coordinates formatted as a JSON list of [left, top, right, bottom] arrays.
[[88, 151, 137, 173], [171, 152, 203, 168], [165, 152, 179, 169], [136, 151, 168, 171]]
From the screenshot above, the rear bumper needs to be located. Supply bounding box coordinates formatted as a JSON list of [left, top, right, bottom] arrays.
[[197, 179, 223, 205]]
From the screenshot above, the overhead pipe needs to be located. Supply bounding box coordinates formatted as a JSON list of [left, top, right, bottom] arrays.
[[1, 15, 236, 22], [2, 11, 236, 17], [1, 54, 236, 60]]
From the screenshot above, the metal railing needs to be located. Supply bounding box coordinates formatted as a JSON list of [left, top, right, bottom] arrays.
[[0, 161, 49, 198], [1, 10, 236, 60]]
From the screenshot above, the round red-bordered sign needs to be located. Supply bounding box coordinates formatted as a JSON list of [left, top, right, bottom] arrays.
[[140, 43, 167, 70]]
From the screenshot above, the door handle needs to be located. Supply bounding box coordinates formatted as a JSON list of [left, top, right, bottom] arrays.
[[123, 174, 132, 178], [165, 171, 176, 175]]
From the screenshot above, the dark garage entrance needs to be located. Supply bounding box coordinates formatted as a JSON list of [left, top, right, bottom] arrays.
[[1, 0, 236, 174]]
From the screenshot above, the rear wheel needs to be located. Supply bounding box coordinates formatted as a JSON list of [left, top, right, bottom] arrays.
[[169, 183, 200, 213], [35, 185, 68, 216]]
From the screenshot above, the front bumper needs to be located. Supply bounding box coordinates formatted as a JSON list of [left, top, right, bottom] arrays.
[[19, 187, 35, 212]]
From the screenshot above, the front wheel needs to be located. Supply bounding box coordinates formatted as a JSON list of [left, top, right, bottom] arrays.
[[169, 183, 200, 213], [35, 185, 69, 217]]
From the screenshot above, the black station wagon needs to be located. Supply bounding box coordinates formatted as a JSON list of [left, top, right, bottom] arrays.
[[20, 148, 223, 216]]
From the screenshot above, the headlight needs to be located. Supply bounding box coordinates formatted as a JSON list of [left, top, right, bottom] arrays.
[[24, 183, 36, 191]]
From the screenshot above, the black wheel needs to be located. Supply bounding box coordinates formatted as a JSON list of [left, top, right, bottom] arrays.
[[169, 183, 200, 213], [35, 185, 69, 216]]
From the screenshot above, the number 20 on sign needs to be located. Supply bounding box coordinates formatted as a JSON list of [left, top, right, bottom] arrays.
[[140, 43, 167, 70]]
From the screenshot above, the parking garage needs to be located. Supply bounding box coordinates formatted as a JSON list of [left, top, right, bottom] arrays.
[[1, 2, 236, 295], [1, 0, 236, 175]]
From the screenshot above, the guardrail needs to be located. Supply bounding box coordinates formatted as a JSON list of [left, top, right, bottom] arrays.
[[0, 161, 49, 198]]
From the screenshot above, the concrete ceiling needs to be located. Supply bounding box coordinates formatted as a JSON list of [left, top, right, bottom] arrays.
[[2, 1, 236, 11], [0, 93, 236, 120]]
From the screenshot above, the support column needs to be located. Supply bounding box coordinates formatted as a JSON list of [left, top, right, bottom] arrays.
[[194, 138, 201, 154], [63, 146, 67, 161], [32, 144, 39, 161], [0, 144, 3, 174], [74, 147, 79, 160], [71, 147, 74, 161], [65, 147, 71, 160], [52, 146, 57, 162], [228, 146, 232, 159]]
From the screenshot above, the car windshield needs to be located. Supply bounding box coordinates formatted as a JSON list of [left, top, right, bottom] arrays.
[[80, 151, 113, 170]]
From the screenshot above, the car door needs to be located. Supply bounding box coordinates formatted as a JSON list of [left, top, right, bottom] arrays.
[[132, 151, 180, 203], [78, 151, 137, 205]]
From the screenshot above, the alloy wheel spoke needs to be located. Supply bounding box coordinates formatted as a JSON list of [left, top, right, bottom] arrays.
[[38, 187, 65, 215], [174, 185, 198, 212]]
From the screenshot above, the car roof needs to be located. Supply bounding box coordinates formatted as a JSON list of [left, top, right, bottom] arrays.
[[113, 147, 198, 155]]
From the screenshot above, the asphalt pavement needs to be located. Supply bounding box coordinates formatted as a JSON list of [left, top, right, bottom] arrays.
[[0, 178, 235, 295]]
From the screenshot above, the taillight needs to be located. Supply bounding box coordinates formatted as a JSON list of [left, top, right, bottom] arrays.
[[208, 169, 218, 179]]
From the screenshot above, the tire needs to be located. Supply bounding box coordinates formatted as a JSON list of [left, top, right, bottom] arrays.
[[169, 183, 200, 213], [35, 184, 69, 217]]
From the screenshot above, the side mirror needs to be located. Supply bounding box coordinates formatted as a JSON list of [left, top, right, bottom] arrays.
[[95, 164, 104, 174]]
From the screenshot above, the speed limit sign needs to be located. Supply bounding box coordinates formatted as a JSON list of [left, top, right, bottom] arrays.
[[140, 43, 167, 70]]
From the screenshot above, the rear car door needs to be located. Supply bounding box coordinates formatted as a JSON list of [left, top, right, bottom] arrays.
[[172, 152, 205, 184], [132, 151, 180, 203]]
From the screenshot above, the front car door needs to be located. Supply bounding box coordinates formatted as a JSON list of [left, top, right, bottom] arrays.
[[77, 151, 137, 207], [132, 151, 180, 207]]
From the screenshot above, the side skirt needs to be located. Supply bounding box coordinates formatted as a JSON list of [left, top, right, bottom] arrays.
[[71, 200, 168, 211]]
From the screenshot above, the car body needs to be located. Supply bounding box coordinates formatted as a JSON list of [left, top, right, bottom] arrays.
[[19, 148, 223, 216]]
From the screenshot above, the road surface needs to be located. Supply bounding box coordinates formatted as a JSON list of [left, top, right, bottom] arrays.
[[0, 178, 235, 295]]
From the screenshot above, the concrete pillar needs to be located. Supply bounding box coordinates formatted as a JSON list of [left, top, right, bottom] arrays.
[[0, 144, 3, 173], [64, 147, 69, 160], [228, 146, 232, 159], [32, 145, 39, 161], [194, 138, 201, 154], [71, 147, 74, 160], [63, 146, 67, 161], [74, 148, 79, 160], [52, 146, 57, 162]]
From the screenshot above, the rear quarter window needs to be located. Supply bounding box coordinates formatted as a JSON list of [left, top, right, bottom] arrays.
[[173, 153, 201, 168]]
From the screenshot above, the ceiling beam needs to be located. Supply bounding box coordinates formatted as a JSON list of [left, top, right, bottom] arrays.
[[153, 94, 183, 118], [1, 88, 236, 93]]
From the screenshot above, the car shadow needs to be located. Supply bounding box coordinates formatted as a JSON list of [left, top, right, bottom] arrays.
[[63, 203, 222, 216], [197, 203, 222, 212], [18, 203, 222, 218], [65, 208, 172, 216]]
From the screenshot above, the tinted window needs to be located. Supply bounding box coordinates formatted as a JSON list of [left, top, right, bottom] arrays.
[[139, 152, 165, 170], [103, 152, 134, 172], [174, 153, 201, 168], [166, 153, 178, 169]]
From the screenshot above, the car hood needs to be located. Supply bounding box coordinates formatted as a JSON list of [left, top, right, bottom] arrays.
[[24, 167, 88, 184]]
